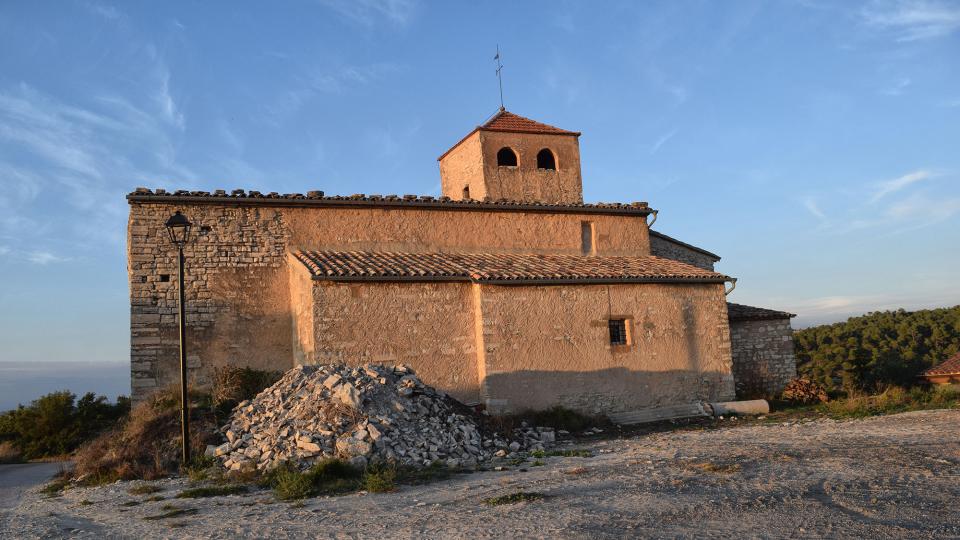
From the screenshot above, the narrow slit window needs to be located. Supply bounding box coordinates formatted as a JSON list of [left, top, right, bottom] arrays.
[[581, 221, 595, 255], [609, 319, 628, 346], [462, 185, 470, 200]]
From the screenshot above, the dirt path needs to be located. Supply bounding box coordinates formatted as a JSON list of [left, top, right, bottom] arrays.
[[2, 410, 958, 539]]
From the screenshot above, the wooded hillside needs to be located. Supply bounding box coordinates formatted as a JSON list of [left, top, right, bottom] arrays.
[[795, 305, 960, 392]]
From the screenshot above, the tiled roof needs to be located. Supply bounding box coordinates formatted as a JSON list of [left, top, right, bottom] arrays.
[[126, 188, 653, 216], [438, 108, 579, 160], [480, 109, 580, 136], [293, 250, 730, 284], [726, 302, 796, 321], [923, 352, 960, 376]]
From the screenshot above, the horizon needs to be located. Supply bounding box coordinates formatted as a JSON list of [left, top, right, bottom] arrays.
[[2, 1, 960, 377]]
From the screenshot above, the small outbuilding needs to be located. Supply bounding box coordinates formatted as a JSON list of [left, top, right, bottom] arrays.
[[922, 352, 960, 385]]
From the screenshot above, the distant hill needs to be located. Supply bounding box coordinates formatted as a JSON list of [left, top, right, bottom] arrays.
[[795, 305, 960, 392]]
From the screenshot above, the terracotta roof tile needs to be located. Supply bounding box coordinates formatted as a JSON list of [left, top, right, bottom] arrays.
[[726, 302, 796, 321], [480, 109, 580, 136], [923, 352, 960, 376], [293, 250, 730, 284], [126, 188, 652, 216]]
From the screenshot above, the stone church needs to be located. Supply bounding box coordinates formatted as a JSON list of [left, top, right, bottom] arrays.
[[127, 108, 796, 419]]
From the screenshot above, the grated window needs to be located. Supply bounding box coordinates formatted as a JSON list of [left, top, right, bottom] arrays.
[[609, 319, 628, 346]]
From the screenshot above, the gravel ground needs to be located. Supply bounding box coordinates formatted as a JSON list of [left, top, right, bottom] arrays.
[[2, 409, 957, 539]]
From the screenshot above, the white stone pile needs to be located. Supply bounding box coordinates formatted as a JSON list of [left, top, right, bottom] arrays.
[[212, 364, 554, 471]]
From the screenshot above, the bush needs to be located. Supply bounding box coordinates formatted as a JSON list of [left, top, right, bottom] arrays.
[[264, 459, 363, 500], [362, 464, 397, 493], [0, 391, 129, 460], [0, 441, 21, 464], [212, 366, 282, 412], [72, 386, 218, 483]]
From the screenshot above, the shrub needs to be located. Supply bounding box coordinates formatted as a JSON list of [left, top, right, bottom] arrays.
[[362, 464, 397, 493], [265, 459, 363, 500], [816, 385, 960, 419], [0, 441, 22, 464], [212, 366, 282, 412], [0, 391, 129, 459], [176, 485, 247, 498], [72, 386, 218, 483]]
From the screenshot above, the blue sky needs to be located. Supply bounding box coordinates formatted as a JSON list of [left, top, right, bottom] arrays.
[[1, 0, 959, 383]]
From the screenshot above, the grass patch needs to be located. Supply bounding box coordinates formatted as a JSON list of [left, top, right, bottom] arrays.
[[128, 484, 162, 495], [563, 466, 588, 475], [545, 449, 592, 458], [176, 485, 248, 498], [266, 459, 363, 501], [0, 441, 22, 464], [40, 477, 70, 497], [362, 464, 397, 493], [687, 461, 741, 474], [483, 491, 546, 505], [79, 499, 94, 506], [816, 385, 960, 419], [145, 495, 165, 502], [120, 501, 140, 507], [143, 506, 198, 520]]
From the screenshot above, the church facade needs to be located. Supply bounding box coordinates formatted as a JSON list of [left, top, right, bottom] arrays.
[[126, 109, 794, 417]]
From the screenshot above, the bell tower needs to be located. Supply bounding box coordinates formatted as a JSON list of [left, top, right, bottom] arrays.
[[438, 109, 583, 204]]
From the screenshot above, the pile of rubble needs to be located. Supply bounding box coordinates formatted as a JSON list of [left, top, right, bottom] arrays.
[[211, 364, 554, 471]]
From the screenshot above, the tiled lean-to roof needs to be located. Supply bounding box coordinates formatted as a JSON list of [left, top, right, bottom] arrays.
[[126, 188, 653, 216], [293, 250, 731, 285], [726, 302, 796, 321], [923, 352, 960, 377], [480, 109, 581, 136]]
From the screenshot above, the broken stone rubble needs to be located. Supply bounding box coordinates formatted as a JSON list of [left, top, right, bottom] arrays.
[[213, 364, 556, 471]]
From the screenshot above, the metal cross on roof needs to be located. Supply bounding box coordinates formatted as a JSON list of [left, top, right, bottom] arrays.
[[494, 45, 504, 110]]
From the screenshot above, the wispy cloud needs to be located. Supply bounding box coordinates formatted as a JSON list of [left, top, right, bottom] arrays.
[[861, 0, 960, 41], [802, 196, 828, 222], [265, 63, 401, 120], [26, 251, 68, 265], [869, 169, 932, 203], [649, 128, 678, 155], [886, 192, 960, 223], [880, 77, 911, 96], [315, 0, 418, 27]]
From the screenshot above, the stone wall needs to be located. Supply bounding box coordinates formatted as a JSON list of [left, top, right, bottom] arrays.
[[128, 197, 653, 401], [440, 130, 583, 204], [729, 318, 796, 398], [650, 232, 718, 271], [287, 275, 736, 416], [476, 282, 735, 415]]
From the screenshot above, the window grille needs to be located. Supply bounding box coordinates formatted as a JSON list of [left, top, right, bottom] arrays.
[[609, 319, 628, 346]]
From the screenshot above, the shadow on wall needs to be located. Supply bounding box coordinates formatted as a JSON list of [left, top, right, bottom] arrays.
[[483, 367, 735, 416]]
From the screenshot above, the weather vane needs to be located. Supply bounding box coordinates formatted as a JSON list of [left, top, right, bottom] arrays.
[[494, 45, 504, 110]]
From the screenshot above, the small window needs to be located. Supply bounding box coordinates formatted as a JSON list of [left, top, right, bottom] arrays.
[[581, 221, 595, 255], [537, 149, 556, 170], [497, 147, 517, 167], [463, 185, 470, 200], [159, 274, 171, 282], [609, 319, 629, 346]]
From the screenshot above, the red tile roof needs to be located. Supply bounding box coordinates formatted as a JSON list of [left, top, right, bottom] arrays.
[[726, 303, 796, 321], [923, 352, 960, 376], [480, 109, 580, 136], [438, 108, 579, 160], [293, 250, 730, 284]]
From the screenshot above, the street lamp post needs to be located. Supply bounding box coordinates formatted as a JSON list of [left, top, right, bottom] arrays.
[[165, 210, 192, 467]]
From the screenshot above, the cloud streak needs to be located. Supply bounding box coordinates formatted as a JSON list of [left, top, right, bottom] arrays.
[[861, 0, 960, 41], [869, 169, 932, 203], [650, 128, 678, 155]]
